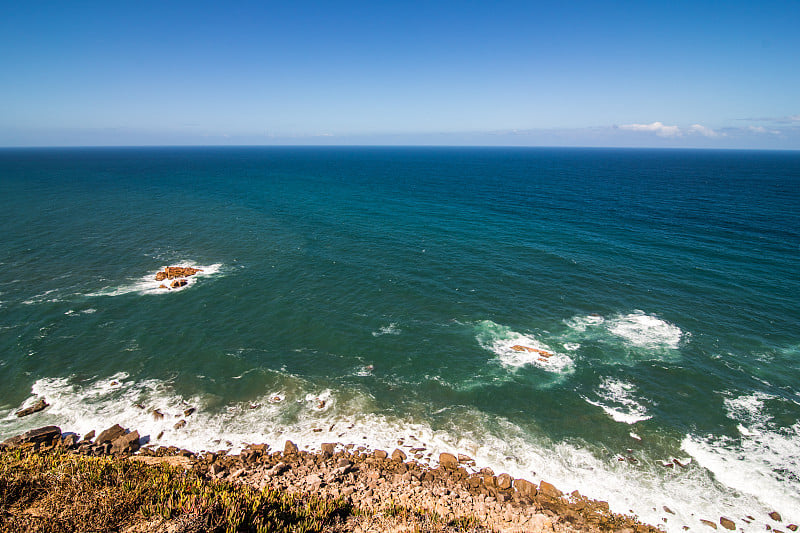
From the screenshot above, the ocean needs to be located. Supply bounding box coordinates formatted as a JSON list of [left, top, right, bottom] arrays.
[[1, 146, 798, 530]]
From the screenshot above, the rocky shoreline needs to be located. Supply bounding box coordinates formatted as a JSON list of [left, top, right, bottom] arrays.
[[2, 424, 671, 532]]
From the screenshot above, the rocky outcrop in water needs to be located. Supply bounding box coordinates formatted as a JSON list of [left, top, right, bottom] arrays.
[[155, 266, 203, 282], [15, 398, 49, 417]]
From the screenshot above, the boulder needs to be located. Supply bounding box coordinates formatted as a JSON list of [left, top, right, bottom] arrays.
[[515, 478, 538, 499], [320, 443, 335, 456], [170, 279, 187, 288], [284, 440, 298, 455], [719, 517, 735, 530], [770, 512, 783, 522], [373, 449, 388, 460], [439, 452, 458, 469], [15, 398, 49, 417], [61, 434, 78, 448], [787, 525, 797, 531], [174, 420, 186, 430], [700, 519, 717, 529], [392, 448, 407, 461], [183, 407, 196, 416], [83, 430, 95, 442], [96, 424, 126, 444], [496, 473, 513, 490], [111, 430, 140, 454], [457, 453, 473, 463], [3, 425, 61, 446], [152, 409, 164, 420], [539, 480, 562, 499]]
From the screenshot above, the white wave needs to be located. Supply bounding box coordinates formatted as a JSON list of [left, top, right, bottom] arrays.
[[372, 323, 400, 337], [681, 391, 800, 526], [475, 320, 574, 374], [606, 311, 682, 349], [583, 377, 652, 424], [0, 374, 790, 531], [22, 288, 62, 305], [564, 314, 605, 332], [563, 342, 581, 351], [88, 263, 223, 297]]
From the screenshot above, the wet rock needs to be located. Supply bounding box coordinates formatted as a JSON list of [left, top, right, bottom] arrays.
[[663, 506, 675, 514], [152, 409, 165, 420], [174, 420, 186, 430], [111, 430, 140, 454], [496, 473, 513, 490], [392, 448, 407, 461], [786, 524, 797, 531], [15, 398, 49, 417], [770, 512, 783, 522], [284, 440, 299, 455], [539, 480, 562, 499], [96, 424, 126, 444], [170, 279, 187, 288], [700, 519, 718, 529], [719, 517, 735, 530], [156, 266, 202, 281], [183, 407, 196, 416], [457, 453, 473, 463], [439, 452, 459, 469]]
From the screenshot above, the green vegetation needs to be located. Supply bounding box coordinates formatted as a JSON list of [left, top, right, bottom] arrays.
[[0, 447, 352, 532]]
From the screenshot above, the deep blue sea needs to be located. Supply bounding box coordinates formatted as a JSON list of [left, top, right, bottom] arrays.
[[1, 146, 798, 530]]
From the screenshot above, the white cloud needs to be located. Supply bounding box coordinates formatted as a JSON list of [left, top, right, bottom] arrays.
[[688, 124, 719, 137], [620, 121, 721, 138], [748, 125, 781, 135], [620, 121, 682, 137]]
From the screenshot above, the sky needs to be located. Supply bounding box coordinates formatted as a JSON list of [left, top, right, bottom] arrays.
[[1, 1, 799, 149]]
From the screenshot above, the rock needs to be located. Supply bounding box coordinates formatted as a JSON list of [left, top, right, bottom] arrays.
[[320, 443, 336, 456], [439, 452, 459, 469], [496, 473, 513, 490], [159, 284, 168, 289], [174, 420, 186, 430], [700, 519, 718, 529], [183, 407, 196, 416], [111, 430, 140, 454], [392, 448, 407, 461], [770, 512, 783, 522], [457, 453, 473, 463], [83, 430, 95, 442], [515, 478, 538, 499], [2, 425, 61, 447], [152, 409, 164, 420], [374, 449, 388, 460], [719, 517, 735, 530], [61, 434, 78, 448], [155, 271, 168, 281], [539, 480, 562, 499], [170, 279, 187, 288], [284, 440, 298, 455], [15, 398, 49, 417], [787, 524, 797, 531], [663, 506, 675, 514], [96, 424, 126, 444]]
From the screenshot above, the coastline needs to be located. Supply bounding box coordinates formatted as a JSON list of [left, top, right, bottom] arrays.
[[2, 424, 678, 532]]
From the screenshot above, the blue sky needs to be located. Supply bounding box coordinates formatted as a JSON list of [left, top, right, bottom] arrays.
[[1, 1, 798, 148]]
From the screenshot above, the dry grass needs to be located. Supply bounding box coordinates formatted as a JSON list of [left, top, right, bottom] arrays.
[[0, 446, 352, 532]]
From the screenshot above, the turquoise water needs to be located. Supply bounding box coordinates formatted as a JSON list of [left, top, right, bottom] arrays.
[[1, 147, 799, 529]]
